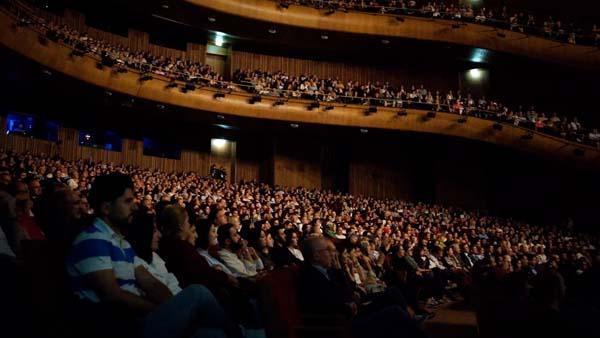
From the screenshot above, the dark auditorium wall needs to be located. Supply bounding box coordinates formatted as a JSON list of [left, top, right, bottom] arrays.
[[272, 138, 322, 190]]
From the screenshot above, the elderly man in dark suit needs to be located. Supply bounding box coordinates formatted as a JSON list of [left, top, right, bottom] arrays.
[[298, 237, 428, 338]]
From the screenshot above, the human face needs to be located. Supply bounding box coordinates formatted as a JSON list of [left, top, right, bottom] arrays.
[[228, 226, 241, 248], [266, 233, 274, 248], [28, 180, 42, 197], [107, 188, 137, 228], [65, 190, 83, 220], [151, 225, 162, 251], [314, 239, 335, 269], [208, 225, 218, 247], [216, 209, 227, 226]]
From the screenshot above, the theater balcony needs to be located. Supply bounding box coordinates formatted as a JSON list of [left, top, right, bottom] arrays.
[[0, 5, 599, 169], [184, 0, 600, 69]]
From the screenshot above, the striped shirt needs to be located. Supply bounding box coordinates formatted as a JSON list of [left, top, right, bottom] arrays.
[[66, 218, 142, 302]]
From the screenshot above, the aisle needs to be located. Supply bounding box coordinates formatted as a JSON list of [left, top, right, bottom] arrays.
[[423, 301, 479, 338]]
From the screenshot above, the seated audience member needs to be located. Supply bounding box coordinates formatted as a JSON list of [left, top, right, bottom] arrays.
[[271, 226, 299, 268], [126, 212, 182, 295], [158, 205, 238, 290], [196, 221, 235, 275], [217, 223, 264, 278], [298, 237, 427, 338], [66, 174, 235, 338], [286, 229, 304, 262], [248, 228, 274, 271], [12, 181, 45, 240]]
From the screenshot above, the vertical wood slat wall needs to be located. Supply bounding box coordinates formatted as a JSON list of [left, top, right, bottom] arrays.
[[230, 51, 453, 92], [41, 9, 206, 64], [0, 116, 213, 175]]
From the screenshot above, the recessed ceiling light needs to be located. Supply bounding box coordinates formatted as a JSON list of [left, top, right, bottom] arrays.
[[360, 129, 368, 134], [321, 34, 329, 40], [268, 27, 277, 34], [161, 3, 169, 9], [290, 123, 299, 128], [381, 39, 390, 44], [208, 17, 216, 22]]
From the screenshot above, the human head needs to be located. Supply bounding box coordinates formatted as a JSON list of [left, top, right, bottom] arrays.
[[285, 229, 300, 248], [217, 223, 242, 251], [127, 211, 157, 264], [89, 174, 136, 229], [208, 207, 227, 227], [302, 237, 334, 269], [196, 221, 218, 250], [158, 205, 194, 244]]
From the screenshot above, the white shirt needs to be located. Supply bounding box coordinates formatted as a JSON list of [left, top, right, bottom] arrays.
[[288, 247, 304, 262], [136, 252, 182, 295], [0, 225, 16, 257], [197, 248, 234, 276], [218, 249, 264, 278]]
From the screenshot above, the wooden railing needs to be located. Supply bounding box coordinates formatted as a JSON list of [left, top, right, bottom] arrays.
[[1, 8, 599, 168], [185, 0, 600, 69]]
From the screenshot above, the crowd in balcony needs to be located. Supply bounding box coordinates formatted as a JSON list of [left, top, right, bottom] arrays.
[[280, 0, 600, 46], [8, 3, 600, 148], [1, 148, 599, 337]]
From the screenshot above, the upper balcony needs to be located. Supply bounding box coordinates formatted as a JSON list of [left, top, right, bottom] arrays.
[[1, 1, 599, 169], [184, 0, 600, 69]]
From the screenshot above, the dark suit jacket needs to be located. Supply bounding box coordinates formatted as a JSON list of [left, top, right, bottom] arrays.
[[460, 252, 475, 269], [297, 264, 353, 316]]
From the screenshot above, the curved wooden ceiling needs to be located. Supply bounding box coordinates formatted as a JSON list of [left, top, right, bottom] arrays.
[[185, 0, 600, 69], [0, 9, 598, 168]]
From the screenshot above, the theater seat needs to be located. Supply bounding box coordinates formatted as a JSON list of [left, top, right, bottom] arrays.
[[257, 266, 352, 338]]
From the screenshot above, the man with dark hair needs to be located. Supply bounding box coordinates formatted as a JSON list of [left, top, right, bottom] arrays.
[[208, 206, 228, 228], [66, 174, 234, 338], [217, 223, 263, 278]]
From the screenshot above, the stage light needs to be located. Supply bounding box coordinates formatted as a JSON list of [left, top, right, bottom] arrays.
[[211, 138, 228, 150], [395, 16, 405, 22], [360, 129, 369, 134], [381, 39, 390, 44], [397, 110, 408, 117], [427, 111, 437, 118], [214, 92, 226, 100], [215, 32, 225, 47], [166, 82, 178, 89], [366, 106, 377, 115], [458, 116, 468, 123], [279, 1, 289, 9], [268, 27, 277, 34], [208, 17, 216, 22], [493, 123, 503, 131], [308, 101, 320, 110], [325, 105, 334, 111], [290, 123, 299, 128], [321, 34, 329, 40], [273, 99, 285, 106], [521, 133, 533, 140], [468, 68, 482, 80]]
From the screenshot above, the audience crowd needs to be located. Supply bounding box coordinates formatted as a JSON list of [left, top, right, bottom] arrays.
[[9, 3, 600, 148], [1, 148, 599, 338], [279, 0, 600, 46]]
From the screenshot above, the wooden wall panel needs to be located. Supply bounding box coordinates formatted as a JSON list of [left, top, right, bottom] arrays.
[[231, 50, 452, 92], [236, 160, 261, 182], [273, 155, 321, 189], [186, 43, 207, 64], [0, 124, 213, 175]]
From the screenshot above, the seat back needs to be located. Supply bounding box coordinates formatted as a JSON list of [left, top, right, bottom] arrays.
[[258, 267, 302, 338]]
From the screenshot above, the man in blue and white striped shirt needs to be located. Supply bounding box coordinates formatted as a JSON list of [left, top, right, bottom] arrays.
[[66, 174, 236, 338]]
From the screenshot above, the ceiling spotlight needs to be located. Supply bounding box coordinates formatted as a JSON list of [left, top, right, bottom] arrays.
[[161, 2, 170, 9], [395, 16, 405, 22], [458, 116, 468, 123], [325, 105, 334, 111], [381, 39, 390, 44], [290, 123, 299, 128], [360, 129, 369, 134], [217, 114, 225, 120], [321, 34, 329, 40], [427, 111, 437, 118], [452, 23, 461, 29], [308, 101, 320, 110], [325, 8, 335, 15], [139, 73, 153, 82], [214, 92, 226, 100], [207, 17, 216, 22], [366, 106, 377, 115], [397, 109, 408, 117], [279, 1, 289, 9], [273, 99, 285, 106], [268, 27, 277, 34], [497, 31, 506, 38], [493, 123, 503, 131], [166, 82, 178, 89]]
